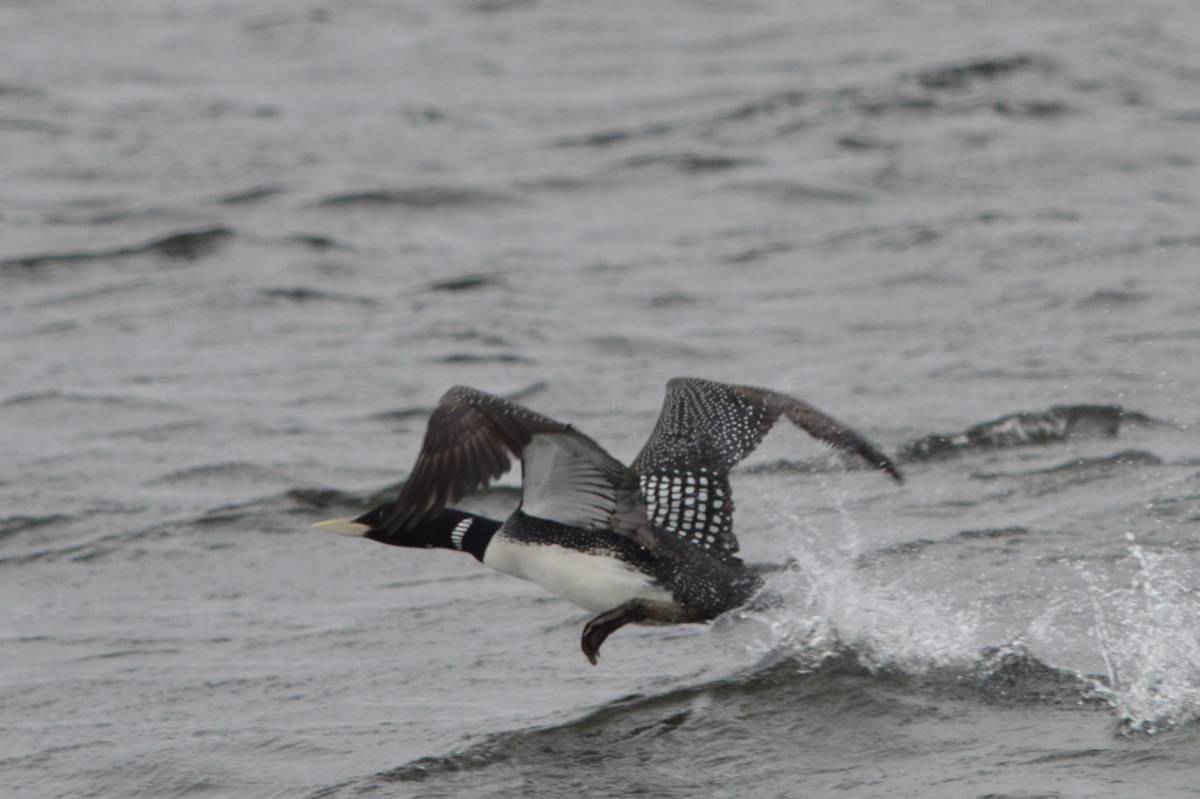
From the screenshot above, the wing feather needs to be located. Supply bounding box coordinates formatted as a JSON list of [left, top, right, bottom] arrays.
[[520, 432, 633, 530], [631, 377, 902, 557], [363, 386, 648, 538], [365, 386, 570, 533]]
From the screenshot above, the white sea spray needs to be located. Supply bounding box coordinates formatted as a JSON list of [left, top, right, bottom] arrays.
[[1080, 534, 1200, 734], [746, 478, 982, 675]]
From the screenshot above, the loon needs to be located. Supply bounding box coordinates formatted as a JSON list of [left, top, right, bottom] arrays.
[[316, 377, 902, 664]]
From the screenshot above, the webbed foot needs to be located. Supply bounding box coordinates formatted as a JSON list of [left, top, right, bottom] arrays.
[[580, 599, 690, 665], [582, 605, 634, 665]]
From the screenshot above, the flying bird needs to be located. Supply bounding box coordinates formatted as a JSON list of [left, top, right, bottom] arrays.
[[316, 377, 902, 664]]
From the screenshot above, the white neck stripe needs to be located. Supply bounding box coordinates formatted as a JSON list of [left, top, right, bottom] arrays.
[[450, 518, 472, 550]]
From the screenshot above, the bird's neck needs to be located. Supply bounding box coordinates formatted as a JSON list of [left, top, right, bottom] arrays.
[[366, 508, 500, 562]]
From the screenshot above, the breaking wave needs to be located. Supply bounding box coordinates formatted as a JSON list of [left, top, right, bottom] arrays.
[[900, 404, 1163, 461]]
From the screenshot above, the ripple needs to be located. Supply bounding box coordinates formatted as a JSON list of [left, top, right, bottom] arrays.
[[427, 273, 500, 292], [0, 390, 182, 415], [2, 227, 235, 269], [280, 233, 350, 250], [606, 152, 760, 175], [709, 89, 808, 124], [0, 520, 170, 566], [720, 179, 870, 204], [257, 287, 375, 306], [0, 514, 71, 541], [551, 120, 682, 149], [1075, 289, 1153, 309], [0, 116, 67, 134], [317, 185, 521, 209], [434, 352, 533, 364], [912, 54, 1054, 90], [146, 461, 288, 487], [214, 184, 286, 205], [976, 449, 1165, 481]]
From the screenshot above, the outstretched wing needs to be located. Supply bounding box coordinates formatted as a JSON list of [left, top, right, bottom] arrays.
[[362, 386, 643, 536], [631, 378, 903, 557], [519, 431, 638, 530]]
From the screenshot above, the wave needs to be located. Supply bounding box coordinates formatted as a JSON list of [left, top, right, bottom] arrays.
[[146, 461, 291, 487], [279, 233, 348, 250], [845, 51, 1070, 120], [467, 0, 537, 13], [213, 184, 285, 205], [743, 453, 904, 477], [426, 273, 500, 293], [325, 548, 1200, 795], [754, 493, 1200, 735], [0, 514, 71, 542], [0, 519, 170, 566], [969, 449, 1167, 498], [2, 227, 234, 269], [911, 54, 1055, 90], [899, 404, 1163, 461], [320, 644, 1103, 799], [551, 120, 682, 149], [0, 81, 42, 98], [605, 152, 760, 175], [316, 185, 521, 209], [741, 413, 1161, 479], [314, 496, 1200, 796], [548, 48, 1069, 163], [256, 287, 375, 306], [0, 115, 66, 134], [0, 390, 179, 411], [719, 179, 870, 205], [435, 353, 533, 365], [1075, 288, 1152, 310]]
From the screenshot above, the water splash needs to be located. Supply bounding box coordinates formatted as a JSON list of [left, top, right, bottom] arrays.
[[745, 479, 981, 674], [1082, 535, 1200, 734], [738, 484, 1200, 731]]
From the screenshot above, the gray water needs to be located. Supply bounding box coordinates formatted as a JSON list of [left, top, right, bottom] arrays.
[[4, 1, 1200, 797]]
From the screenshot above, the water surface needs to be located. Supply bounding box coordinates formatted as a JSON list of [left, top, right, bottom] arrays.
[[3, 1, 1200, 797]]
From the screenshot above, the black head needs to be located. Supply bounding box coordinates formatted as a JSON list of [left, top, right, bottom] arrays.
[[353, 505, 500, 561]]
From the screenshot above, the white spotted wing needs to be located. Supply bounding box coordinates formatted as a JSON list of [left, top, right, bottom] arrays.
[[631, 378, 902, 557]]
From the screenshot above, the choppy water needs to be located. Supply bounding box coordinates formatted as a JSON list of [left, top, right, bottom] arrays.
[[4, 1, 1200, 797]]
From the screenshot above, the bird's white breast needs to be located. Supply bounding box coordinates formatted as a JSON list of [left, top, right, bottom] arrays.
[[482, 537, 673, 614]]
